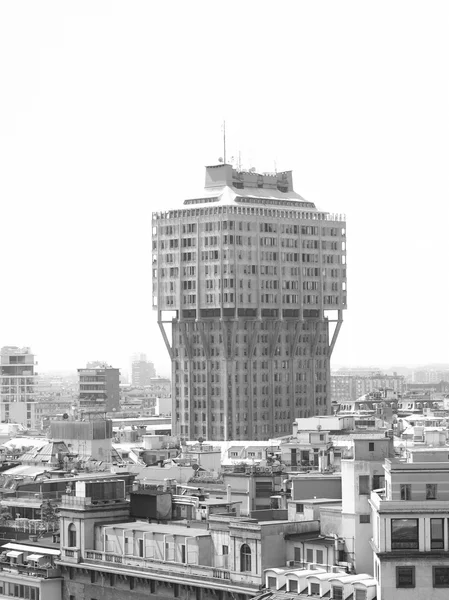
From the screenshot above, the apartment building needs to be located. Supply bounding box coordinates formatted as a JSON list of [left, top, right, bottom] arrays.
[[331, 373, 405, 403], [370, 453, 449, 599], [78, 362, 120, 413], [152, 163, 347, 440], [0, 346, 36, 429]]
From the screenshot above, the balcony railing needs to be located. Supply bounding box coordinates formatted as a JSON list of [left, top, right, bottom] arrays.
[[78, 549, 260, 588], [0, 561, 61, 579]]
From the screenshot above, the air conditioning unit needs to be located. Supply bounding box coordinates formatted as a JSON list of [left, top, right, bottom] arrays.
[[332, 566, 345, 573], [286, 560, 295, 567]]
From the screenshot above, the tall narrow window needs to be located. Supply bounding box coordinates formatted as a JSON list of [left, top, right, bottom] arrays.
[[400, 484, 411, 500], [68, 523, 76, 548], [240, 544, 251, 572], [426, 484, 437, 500], [359, 475, 370, 495], [431, 519, 444, 549]]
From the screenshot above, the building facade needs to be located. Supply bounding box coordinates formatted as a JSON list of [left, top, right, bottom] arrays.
[[0, 346, 36, 428], [370, 456, 449, 599], [152, 164, 347, 441], [78, 362, 120, 413], [331, 373, 405, 403], [132, 360, 156, 387]]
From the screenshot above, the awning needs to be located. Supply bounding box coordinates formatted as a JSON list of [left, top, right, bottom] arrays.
[[27, 554, 44, 561], [1, 543, 60, 556], [6, 551, 23, 558]]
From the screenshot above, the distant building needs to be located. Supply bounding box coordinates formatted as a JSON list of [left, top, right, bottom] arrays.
[[78, 362, 120, 413], [0, 346, 36, 428], [131, 359, 156, 387], [152, 163, 347, 441], [331, 372, 405, 402]]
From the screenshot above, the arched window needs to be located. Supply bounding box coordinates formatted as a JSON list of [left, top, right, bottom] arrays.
[[240, 543, 251, 572], [68, 523, 77, 548]]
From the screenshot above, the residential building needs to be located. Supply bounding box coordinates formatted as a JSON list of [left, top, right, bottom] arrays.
[[131, 360, 156, 387], [0, 539, 62, 600], [152, 163, 347, 440], [370, 454, 449, 599], [331, 373, 405, 403], [78, 362, 120, 413], [0, 346, 37, 429]]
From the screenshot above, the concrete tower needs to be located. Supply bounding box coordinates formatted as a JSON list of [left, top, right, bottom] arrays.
[[152, 164, 347, 441]]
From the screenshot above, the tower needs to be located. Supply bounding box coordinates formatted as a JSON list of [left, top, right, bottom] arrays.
[[152, 164, 347, 441]]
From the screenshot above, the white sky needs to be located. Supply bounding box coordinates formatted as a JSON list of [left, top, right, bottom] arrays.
[[1, 1, 448, 376]]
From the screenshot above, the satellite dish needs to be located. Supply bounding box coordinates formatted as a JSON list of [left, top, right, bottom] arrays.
[[250, 167, 256, 172], [218, 157, 224, 163]]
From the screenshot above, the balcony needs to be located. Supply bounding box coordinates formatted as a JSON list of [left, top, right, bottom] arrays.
[[76, 549, 262, 591], [0, 561, 61, 579]]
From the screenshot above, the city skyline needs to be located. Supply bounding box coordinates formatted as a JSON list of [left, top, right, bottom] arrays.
[[1, 2, 448, 374]]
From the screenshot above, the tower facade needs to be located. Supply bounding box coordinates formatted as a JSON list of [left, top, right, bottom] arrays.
[[152, 164, 347, 441]]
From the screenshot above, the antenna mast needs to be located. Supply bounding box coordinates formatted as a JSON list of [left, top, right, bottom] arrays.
[[223, 120, 226, 164]]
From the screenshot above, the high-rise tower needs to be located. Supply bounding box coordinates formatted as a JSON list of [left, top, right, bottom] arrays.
[[152, 164, 347, 441]]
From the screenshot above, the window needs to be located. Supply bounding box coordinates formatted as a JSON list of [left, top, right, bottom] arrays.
[[359, 475, 370, 495], [368, 442, 375, 451], [396, 566, 415, 587], [310, 582, 320, 595], [294, 547, 301, 563], [433, 566, 449, 587], [355, 590, 367, 600], [426, 484, 437, 500], [431, 519, 444, 549], [359, 514, 371, 524], [332, 585, 343, 600], [391, 519, 419, 550], [222, 545, 229, 555], [267, 577, 276, 588], [372, 474, 385, 489], [296, 503, 304, 513], [316, 550, 323, 564], [306, 549, 313, 563], [68, 523, 77, 547], [400, 484, 411, 500], [240, 544, 251, 572], [289, 580, 298, 592]]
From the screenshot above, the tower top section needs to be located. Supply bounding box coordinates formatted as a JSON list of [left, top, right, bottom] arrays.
[[182, 164, 316, 210], [205, 164, 294, 192]]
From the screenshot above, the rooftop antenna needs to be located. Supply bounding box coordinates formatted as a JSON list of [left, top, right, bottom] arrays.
[[222, 120, 226, 164]]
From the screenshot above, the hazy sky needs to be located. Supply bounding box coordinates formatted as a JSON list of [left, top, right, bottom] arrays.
[[1, 1, 448, 376]]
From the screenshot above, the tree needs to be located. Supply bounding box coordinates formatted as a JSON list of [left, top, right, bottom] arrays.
[[40, 499, 59, 532]]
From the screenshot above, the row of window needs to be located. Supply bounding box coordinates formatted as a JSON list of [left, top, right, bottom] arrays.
[[399, 483, 438, 500], [391, 518, 445, 550], [397, 565, 449, 588]]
